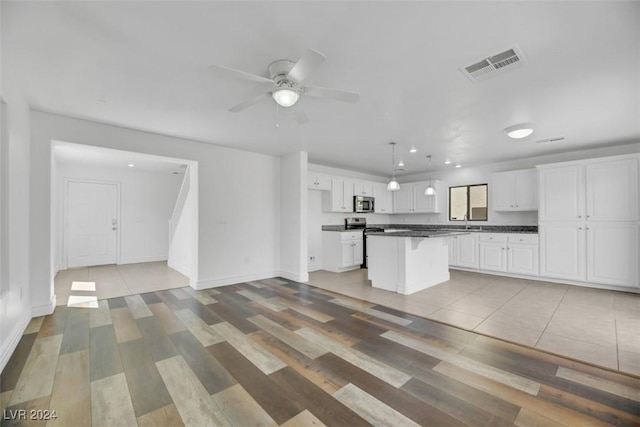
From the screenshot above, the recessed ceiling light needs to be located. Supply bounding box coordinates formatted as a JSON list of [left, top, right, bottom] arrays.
[[398, 160, 405, 167], [455, 164, 462, 168], [504, 123, 534, 139], [409, 147, 417, 153], [128, 164, 135, 168], [444, 159, 451, 165]]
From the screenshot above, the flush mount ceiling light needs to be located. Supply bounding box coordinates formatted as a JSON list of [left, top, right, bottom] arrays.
[[127, 163, 135, 168], [444, 159, 451, 165], [504, 123, 534, 139], [271, 87, 300, 108], [455, 164, 462, 168], [387, 142, 401, 191], [424, 155, 436, 196], [409, 146, 417, 153]]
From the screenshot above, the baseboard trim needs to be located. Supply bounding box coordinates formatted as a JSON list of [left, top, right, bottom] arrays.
[[118, 256, 168, 265], [32, 295, 56, 317], [191, 271, 280, 290], [0, 310, 31, 374], [278, 270, 308, 283]]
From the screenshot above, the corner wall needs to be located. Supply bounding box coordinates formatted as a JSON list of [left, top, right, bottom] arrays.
[[279, 152, 308, 282]]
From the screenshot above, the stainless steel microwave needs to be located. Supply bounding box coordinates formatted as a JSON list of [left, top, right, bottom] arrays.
[[354, 196, 375, 213]]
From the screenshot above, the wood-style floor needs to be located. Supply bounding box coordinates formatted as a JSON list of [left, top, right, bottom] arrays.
[[1, 278, 639, 426]]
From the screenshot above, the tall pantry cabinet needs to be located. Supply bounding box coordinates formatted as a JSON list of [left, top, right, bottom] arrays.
[[537, 154, 639, 289]]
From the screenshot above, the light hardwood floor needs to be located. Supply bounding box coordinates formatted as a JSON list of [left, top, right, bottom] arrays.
[[308, 269, 640, 376], [1, 278, 638, 426]]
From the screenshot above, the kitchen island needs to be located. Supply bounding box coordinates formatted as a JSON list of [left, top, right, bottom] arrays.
[[367, 230, 470, 295]]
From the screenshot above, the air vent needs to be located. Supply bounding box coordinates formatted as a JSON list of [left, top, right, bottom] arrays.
[[535, 136, 565, 144], [460, 46, 527, 83]]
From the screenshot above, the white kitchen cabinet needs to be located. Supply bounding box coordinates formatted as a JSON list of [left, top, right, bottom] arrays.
[[448, 233, 479, 268], [538, 154, 640, 289], [479, 233, 539, 275], [323, 178, 355, 212], [322, 230, 364, 272], [308, 173, 331, 190], [538, 156, 638, 222], [585, 158, 639, 221], [539, 223, 586, 281], [393, 181, 441, 213], [353, 180, 374, 197], [491, 169, 538, 211], [372, 182, 393, 213], [586, 223, 638, 288]]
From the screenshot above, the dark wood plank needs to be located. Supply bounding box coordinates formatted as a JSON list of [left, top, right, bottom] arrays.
[[107, 296, 128, 309], [169, 330, 236, 395], [269, 366, 370, 427], [89, 324, 123, 382], [60, 308, 89, 354], [0, 333, 37, 392], [207, 341, 303, 424], [177, 298, 223, 326], [135, 316, 179, 362], [315, 352, 469, 427], [140, 292, 163, 305], [206, 293, 260, 333], [119, 338, 173, 418]]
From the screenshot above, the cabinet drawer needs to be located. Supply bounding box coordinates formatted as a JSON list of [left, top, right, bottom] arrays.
[[340, 231, 363, 241], [478, 233, 507, 243], [508, 234, 538, 244]]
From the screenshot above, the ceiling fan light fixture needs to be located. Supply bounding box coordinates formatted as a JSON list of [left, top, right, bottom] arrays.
[[272, 88, 299, 107], [504, 123, 534, 139]]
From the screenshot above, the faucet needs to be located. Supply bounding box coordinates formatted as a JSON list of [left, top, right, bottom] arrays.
[[464, 213, 469, 230]]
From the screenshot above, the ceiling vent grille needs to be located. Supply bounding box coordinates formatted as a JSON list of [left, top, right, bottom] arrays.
[[460, 46, 526, 83], [536, 136, 566, 144]]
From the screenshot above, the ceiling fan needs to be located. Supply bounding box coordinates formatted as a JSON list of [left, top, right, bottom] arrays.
[[208, 49, 360, 124]]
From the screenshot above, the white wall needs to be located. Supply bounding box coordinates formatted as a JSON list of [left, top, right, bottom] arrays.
[[280, 152, 308, 282], [30, 111, 281, 303], [55, 162, 183, 269], [0, 97, 33, 373]]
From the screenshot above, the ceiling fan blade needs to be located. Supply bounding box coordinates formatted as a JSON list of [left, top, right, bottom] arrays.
[[208, 65, 273, 85], [293, 109, 310, 125], [303, 85, 360, 103], [287, 49, 326, 83], [228, 93, 271, 112]]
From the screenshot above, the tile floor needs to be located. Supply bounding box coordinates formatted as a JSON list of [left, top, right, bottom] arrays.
[[54, 262, 189, 307], [307, 269, 640, 376]]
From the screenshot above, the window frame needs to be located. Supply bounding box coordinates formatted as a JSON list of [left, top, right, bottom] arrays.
[[448, 183, 488, 221]]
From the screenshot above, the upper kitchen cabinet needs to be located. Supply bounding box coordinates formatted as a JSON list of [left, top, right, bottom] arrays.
[[372, 182, 393, 213], [393, 181, 441, 213], [353, 180, 374, 197], [308, 172, 331, 190], [322, 178, 355, 212], [538, 155, 639, 222], [491, 169, 538, 211]]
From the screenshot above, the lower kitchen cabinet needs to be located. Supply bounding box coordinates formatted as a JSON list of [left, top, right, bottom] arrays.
[[322, 231, 364, 273], [448, 233, 479, 269], [479, 234, 539, 275]]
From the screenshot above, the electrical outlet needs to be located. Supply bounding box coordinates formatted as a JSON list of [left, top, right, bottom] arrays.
[[309, 256, 316, 262]]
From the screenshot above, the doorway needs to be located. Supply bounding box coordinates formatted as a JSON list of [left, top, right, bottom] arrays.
[[65, 179, 119, 268]]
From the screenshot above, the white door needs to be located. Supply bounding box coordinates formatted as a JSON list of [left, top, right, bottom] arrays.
[[456, 234, 479, 269], [67, 181, 118, 268], [508, 244, 539, 276], [393, 185, 414, 213], [479, 243, 507, 272], [514, 170, 538, 211], [586, 158, 639, 221], [492, 172, 516, 211], [539, 166, 584, 221], [353, 240, 364, 265]]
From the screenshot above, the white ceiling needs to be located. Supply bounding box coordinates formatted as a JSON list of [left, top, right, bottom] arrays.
[[3, 1, 639, 177]]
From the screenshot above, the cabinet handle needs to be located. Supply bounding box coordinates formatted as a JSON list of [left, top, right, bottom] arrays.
[[587, 215, 590, 218], [578, 227, 582, 230], [515, 205, 519, 208], [586, 226, 590, 231], [578, 215, 582, 218]]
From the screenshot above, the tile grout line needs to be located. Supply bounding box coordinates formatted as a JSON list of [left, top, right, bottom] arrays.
[[532, 286, 568, 348]]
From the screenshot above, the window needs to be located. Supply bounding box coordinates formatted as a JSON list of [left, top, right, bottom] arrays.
[[449, 184, 488, 221]]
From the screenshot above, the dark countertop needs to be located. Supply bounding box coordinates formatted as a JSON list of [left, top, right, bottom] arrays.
[[366, 230, 471, 238], [322, 224, 538, 233]]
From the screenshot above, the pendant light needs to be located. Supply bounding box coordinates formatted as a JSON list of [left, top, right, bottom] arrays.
[[424, 155, 436, 196], [387, 142, 400, 191]]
